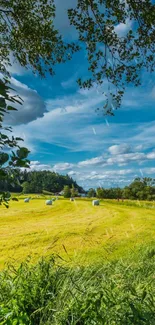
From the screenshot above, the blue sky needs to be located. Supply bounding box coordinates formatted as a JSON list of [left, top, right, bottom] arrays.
[[4, 0, 155, 189]]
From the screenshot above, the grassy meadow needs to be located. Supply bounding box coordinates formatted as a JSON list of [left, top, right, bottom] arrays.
[[0, 197, 155, 324], [0, 196, 155, 268]]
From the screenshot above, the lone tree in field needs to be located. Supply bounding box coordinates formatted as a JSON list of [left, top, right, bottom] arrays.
[[71, 184, 78, 197], [63, 185, 71, 198], [88, 188, 96, 198], [22, 181, 31, 195]]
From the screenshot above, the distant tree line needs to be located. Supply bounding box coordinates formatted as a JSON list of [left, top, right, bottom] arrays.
[[1, 172, 155, 201], [0, 169, 84, 194], [88, 178, 155, 201]]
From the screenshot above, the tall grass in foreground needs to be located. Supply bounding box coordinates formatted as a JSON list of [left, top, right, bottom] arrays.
[[0, 249, 154, 325]]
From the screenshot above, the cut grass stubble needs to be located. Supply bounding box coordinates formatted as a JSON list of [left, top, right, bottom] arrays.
[[0, 198, 155, 268]]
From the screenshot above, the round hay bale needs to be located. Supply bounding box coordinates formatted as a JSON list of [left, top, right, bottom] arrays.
[[92, 200, 100, 206], [46, 200, 52, 205], [24, 198, 30, 203], [70, 198, 74, 202]]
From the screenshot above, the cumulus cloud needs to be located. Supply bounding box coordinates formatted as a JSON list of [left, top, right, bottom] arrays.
[[79, 169, 134, 181], [78, 156, 104, 167], [68, 170, 80, 176], [29, 161, 52, 171], [4, 77, 47, 125], [77, 150, 155, 169], [107, 152, 146, 165], [146, 152, 155, 159], [72, 149, 155, 171], [108, 144, 131, 155], [53, 162, 74, 171], [144, 168, 155, 174]]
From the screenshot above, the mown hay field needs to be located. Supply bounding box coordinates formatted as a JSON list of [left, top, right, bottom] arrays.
[[0, 198, 155, 268]]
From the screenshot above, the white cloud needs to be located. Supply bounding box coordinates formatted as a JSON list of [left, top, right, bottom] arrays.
[[78, 156, 104, 167], [108, 144, 131, 155], [29, 161, 52, 171], [144, 168, 155, 174], [146, 152, 155, 159], [79, 169, 134, 180], [8, 54, 28, 76], [107, 152, 146, 165], [53, 162, 74, 171], [135, 144, 145, 151], [4, 53, 29, 76], [77, 150, 155, 169], [115, 19, 132, 36], [11, 78, 29, 89], [67, 149, 155, 172], [68, 170, 80, 176]]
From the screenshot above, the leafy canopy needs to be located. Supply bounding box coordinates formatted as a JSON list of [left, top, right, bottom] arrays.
[[0, 0, 79, 76], [1, 0, 155, 110], [68, 0, 155, 113]]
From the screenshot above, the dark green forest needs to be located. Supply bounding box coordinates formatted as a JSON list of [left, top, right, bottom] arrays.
[[0, 169, 84, 194]]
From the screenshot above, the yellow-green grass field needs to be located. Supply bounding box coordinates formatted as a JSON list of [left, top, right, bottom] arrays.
[[0, 198, 155, 268]]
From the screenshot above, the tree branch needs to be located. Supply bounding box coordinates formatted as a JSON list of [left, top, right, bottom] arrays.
[[0, 8, 12, 14]]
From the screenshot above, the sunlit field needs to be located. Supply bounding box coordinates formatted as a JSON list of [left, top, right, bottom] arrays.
[[0, 197, 155, 268]]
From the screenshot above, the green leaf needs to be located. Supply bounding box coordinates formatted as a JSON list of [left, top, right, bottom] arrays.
[[7, 106, 17, 111], [16, 147, 30, 159], [0, 169, 7, 177], [0, 152, 9, 165]]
